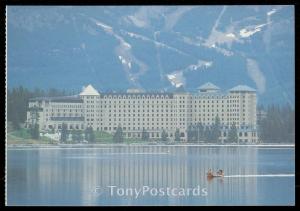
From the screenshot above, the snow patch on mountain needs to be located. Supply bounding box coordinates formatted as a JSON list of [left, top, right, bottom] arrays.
[[202, 6, 237, 56], [94, 19, 113, 33], [121, 30, 190, 57], [188, 60, 213, 71], [166, 60, 213, 88], [267, 9, 277, 16], [118, 55, 132, 69], [226, 33, 236, 38], [91, 17, 146, 87], [167, 71, 185, 88], [239, 23, 269, 38]]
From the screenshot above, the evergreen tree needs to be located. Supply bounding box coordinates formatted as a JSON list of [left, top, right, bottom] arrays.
[[78, 130, 83, 142], [211, 116, 221, 143], [61, 123, 68, 143], [161, 130, 168, 142], [175, 128, 181, 142], [30, 123, 40, 139], [11, 109, 21, 130], [228, 122, 238, 143], [29, 106, 40, 140], [195, 122, 204, 142], [259, 104, 295, 143], [84, 127, 95, 143], [204, 126, 211, 142], [72, 130, 78, 142], [113, 125, 124, 143], [34, 124, 40, 139], [187, 125, 194, 142], [7, 86, 34, 129], [89, 127, 95, 143], [7, 122, 14, 133], [141, 128, 150, 141], [85, 127, 89, 142]]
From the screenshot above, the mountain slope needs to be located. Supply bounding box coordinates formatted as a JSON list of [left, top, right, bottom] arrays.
[[7, 6, 294, 106]]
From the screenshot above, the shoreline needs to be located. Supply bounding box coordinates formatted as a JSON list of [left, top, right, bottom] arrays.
[[7, 143, 295, 148]]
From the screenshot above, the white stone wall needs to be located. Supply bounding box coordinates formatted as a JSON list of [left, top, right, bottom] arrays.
[[94, 94, 176, 139]]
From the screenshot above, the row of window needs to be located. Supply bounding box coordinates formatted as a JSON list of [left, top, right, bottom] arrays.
[[85, 109, 247, 114], [86, 119, 185, 125], [45, 114, 248, 121], [85, 99, 250, 104], [193, 117, 246, 121], [100, 95, 173, 100], [50, 104, 82, 108], [48, 124, 84, 130], [190, 124, 254, 129], [194, 113, 244, 117], [91, 104, 173, 108], [98, 100, 173, 104], [84, 96, 99, 99], [87, 118, 176, 122], [192, 95, 249, 99], [86, 122, 187, 127], [46, 113, 81, 117], [47, 109, 84, 112], [84, 103, 249, 109], [46, 113, 247, 120], [86, 113, 175, 117], [193, 109, 243, 112]]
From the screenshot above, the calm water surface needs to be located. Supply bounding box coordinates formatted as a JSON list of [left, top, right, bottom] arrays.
[[7, 146, 295, 205]]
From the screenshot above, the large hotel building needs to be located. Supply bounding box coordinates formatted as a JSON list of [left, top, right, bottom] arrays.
[[26, 82, 258, 143]]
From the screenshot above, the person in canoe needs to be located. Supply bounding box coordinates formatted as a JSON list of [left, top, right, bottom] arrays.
[[207, 169, 214, 178], [217, 169, 224, 177], [207, 169, 224, 179]]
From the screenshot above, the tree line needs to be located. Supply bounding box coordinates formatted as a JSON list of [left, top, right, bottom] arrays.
[[112, 126, 181, 143], [60, 124, 95, 143], [186, 116, 239, 144], [7, 86, 71, 130], [258, 104, 294, 143]]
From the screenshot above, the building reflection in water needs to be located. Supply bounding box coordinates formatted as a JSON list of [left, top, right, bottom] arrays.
[[8, 146, 259, 205]]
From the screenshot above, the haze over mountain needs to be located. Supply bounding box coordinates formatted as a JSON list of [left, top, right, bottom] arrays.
[[7, 6, 294, 106]]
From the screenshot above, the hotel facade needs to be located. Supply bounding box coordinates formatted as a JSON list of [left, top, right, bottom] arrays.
[[26, 82, 258, 143]]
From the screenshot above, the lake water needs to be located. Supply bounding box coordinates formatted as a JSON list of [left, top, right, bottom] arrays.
[[6, 145, 295, 206]]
